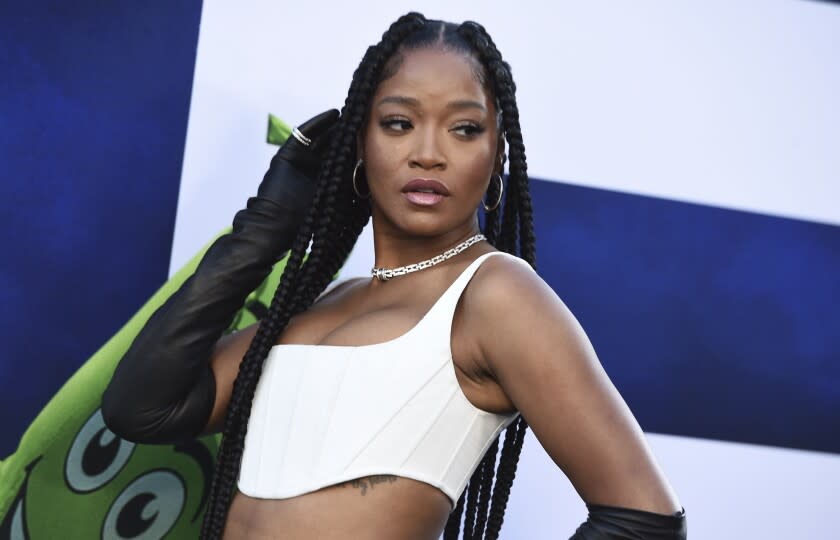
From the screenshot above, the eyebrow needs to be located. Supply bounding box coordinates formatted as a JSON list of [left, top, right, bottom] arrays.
[[377, 95, 487, 112]]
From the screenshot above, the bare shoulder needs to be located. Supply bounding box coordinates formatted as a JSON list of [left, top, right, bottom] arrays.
[[466, 252, 551, 322], [464, 252, 579, 373], [472, 252, 540, 290], [464, 252, 684, 515]]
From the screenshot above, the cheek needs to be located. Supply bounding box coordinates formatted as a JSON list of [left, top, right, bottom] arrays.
[[463, 144, 497, 186], [363, 131, 399, 181]]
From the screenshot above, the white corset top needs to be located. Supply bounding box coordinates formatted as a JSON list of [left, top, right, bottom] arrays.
[[236, 251, 532, 509]]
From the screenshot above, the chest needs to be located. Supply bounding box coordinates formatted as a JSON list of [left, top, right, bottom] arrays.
[[278, 284, 515, 415]]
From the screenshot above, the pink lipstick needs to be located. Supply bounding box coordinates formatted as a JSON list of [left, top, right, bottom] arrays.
[[401, 178, 449, 206]]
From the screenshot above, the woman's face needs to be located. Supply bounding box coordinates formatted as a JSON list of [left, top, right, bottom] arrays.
[[361, 46, 501, 239]]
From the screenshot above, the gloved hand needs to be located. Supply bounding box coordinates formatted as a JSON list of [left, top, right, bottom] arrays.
[[570, 503, 687, 539], [255, 109, 339, 203], [101, 109, 340, 445]]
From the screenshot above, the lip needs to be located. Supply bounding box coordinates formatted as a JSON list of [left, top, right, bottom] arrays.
[[403, 191, 445, 206], [401, 178, 450, 196]]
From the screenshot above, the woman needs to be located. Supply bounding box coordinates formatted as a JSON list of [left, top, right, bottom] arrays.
[[103, 12, 686, 539]]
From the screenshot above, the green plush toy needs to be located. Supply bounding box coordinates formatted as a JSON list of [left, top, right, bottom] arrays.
[[0, 115, 330, 539]]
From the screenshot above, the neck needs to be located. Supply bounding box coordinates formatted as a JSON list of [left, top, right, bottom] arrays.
[[370, 215, 483, 272]]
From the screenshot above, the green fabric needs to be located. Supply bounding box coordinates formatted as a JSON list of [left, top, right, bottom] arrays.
[[0, 229, 289, 538], [0, 115, 335, 538], [267, 113, 292, 146]]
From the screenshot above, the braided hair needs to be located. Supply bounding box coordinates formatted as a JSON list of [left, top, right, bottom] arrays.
[[200, 12, 537, 540]]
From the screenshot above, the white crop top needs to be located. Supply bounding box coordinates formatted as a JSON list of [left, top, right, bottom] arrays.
[[237, 251, 532, 509]]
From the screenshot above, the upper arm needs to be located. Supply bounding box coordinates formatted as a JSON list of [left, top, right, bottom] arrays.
[[202, 322, 259, 435], [471, 257, 681, 514]]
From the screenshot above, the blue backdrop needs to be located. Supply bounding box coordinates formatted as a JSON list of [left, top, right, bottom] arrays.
[[529, 178, 840, 454], [0, 2, 202, 457]]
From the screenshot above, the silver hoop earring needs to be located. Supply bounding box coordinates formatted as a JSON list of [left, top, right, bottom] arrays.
[[483, 174, 503, 211], [352, 159, 370, 199]]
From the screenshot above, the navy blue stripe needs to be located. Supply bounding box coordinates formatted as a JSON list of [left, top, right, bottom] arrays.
[[0, 2, 203, 457], [529, 177, 840, 454]]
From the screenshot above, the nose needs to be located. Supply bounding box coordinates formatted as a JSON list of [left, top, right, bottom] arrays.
[[408, 127, 446, 171]]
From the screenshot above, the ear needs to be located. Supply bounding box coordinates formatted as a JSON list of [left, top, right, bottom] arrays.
[[356, 127, 365, 162], [494, 133, 506, 175]]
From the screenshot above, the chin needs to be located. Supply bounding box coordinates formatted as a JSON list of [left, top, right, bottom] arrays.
[[398, 218, 452, 238], [382, 209, 452, 238]]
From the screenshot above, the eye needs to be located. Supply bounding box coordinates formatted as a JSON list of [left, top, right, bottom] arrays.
[[451, 122, 486, 137], [101, 470, 185, 540], [380, 117, 412, 132], [65, 408, 136, 493]]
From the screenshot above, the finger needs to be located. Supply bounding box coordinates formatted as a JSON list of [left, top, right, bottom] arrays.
[[296, 109, 340, 140], [309, 123, 337, 156]]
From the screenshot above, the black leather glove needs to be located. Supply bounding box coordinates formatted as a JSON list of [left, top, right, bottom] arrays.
[[101, 109, 339, 444], [570, 503, 687, 539]]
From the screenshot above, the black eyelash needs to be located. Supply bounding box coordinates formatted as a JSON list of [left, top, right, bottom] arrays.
[[380, 118, 412, 131], [452, 123, 485, 136], [379, 118, 486, 137]]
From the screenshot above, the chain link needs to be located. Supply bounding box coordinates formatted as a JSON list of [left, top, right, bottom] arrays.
[[371, 234, 486, 281]]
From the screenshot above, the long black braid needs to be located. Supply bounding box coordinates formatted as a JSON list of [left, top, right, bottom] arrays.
[[199, 12, 536, 540]]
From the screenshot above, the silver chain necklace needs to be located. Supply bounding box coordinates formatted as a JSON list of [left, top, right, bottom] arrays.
[[370, 233, 486, 281]]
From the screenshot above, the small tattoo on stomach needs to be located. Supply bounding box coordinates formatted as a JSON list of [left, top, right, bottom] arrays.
[[337, 475, 398, 496]]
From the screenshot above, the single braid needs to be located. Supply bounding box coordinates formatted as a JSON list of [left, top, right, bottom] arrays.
[[473, 438, 500, 538], [462, 465, 483, 538], [444, 490, 467, 539], [485, 417, 529, 539]]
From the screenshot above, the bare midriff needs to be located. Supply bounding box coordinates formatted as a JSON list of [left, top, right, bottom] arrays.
[[222, 475, 453, 540]]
